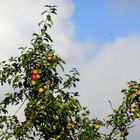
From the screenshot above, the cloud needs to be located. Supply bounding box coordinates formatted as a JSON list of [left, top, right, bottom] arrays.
[[0, 0, 74, 60], [78, 36, 140, 117], [78, 36, 140, 139]]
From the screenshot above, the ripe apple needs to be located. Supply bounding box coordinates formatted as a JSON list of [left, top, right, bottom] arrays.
[[31, 74, 37, 80], [95, 124, 100, 129], [136, 113, 140, 118], [135, 101, 140, 105], [31, 80, 36, 86], [38, 88, 44, 93], [130, 107, 136, 113], [47, 55, 53, 61], [136, 89, 140, 95], [40, 105, 46, 110], [31, 69, 38, 74], [36, 74, 41, 79]]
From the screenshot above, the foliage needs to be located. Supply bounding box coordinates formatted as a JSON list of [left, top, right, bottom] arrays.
[[0, 5, 140, 140]]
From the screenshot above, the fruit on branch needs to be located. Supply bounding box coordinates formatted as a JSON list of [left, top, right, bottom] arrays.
[[47, 54, 53, 61], [31, 74, 37, 80], [38, 87, 44, 93], [44, 85, 49, 90], [136, 89, 140, 95], [135, 101, 140, 105], [31, 69, 41, 80], [31, 69, 38, 75], [95, 124, 100, 129], [130, 107, 136, 113], [136, 113, 140, 118], [36, 74, 41, 79], [31, 80, 36, 86], [40, 105, 46, 110]]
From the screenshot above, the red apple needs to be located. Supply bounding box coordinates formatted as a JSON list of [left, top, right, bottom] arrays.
[[36, 74, 41, 79], [136, 89, 140, 95], [31, 69, 38, 75], [47, 55, 53, 61], [31, 74, 37, 80]]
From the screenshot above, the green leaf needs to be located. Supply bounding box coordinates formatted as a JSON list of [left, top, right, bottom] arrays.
[[47, 15, 53, 25], [12, 76, 19, 85], [8, 79, 11, 85], [41, 10, 47, 15]]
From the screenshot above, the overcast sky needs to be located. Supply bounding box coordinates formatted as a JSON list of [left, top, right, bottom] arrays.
[[0, 0, 140, 139]]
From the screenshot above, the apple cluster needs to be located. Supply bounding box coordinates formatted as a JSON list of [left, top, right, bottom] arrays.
[[130, 89, 140, 118], [31, 68, 49, 94], [29, 54, 55, 97]]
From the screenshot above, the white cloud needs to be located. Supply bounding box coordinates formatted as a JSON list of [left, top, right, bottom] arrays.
[[0, 0, 75, 61], [78, 36, 140, 139], [79, 36, 140, 117], [0, 0, 140, 139]]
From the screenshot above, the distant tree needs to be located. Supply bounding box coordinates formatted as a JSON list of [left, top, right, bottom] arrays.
[[0, 5, 140, 140]]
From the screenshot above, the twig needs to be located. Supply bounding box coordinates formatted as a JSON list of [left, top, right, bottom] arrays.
[[14, 98, 27, 115], [108, 100, 115, 113]]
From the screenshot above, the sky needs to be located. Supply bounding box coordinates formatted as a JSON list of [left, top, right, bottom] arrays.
[[0, 0, 140, 139], [73, 0, 140, 46]]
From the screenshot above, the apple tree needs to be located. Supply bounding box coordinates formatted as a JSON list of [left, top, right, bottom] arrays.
[[0, 5, 140, 140]]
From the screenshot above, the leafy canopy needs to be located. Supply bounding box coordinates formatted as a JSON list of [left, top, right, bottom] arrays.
[[0, 5, 140, 140]]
